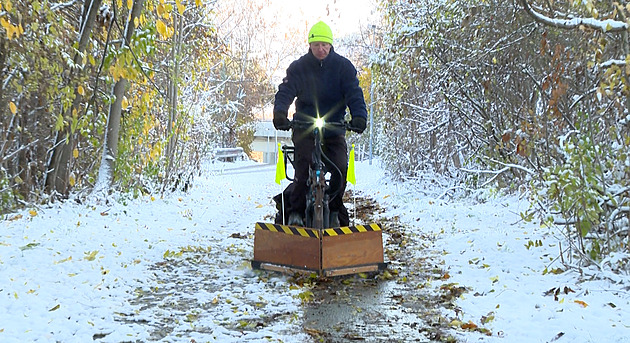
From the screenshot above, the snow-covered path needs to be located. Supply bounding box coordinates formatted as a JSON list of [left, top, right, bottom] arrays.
[[1, 161, 310, 342], [1, 159, 629, 343]]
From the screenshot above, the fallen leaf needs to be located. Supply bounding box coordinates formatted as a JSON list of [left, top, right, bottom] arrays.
[[574, 300, 588, 308], [54, 256, 72, 264], [462, 321, 478, 330], [49, 304, 60, 312], [19, 242, 40, 251], [449, 319, 463, 328], [550, 332, 565, 342]]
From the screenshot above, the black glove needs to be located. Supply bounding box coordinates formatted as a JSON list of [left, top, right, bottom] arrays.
[[273, 111, 291, 131], [349, 116, 367, 133]]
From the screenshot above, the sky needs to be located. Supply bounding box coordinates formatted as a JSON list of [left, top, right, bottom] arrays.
[[1, 157, 629, 342], [265, 0, 378, 38]]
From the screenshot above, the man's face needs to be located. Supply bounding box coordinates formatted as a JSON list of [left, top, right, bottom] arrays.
[[310, 42, 331, 60]]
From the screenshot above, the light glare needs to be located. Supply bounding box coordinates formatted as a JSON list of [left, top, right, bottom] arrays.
[[315, 117, 324, 129]]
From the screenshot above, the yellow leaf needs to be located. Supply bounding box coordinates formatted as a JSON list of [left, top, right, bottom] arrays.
[[9, 101, 17, 114], [54, 256, 72, 264], [0, 18, 15, 40], [177, 0, 185, 15], [77, 85, 85, 96], [29, 209, 37, 217], [121, 96, 129, 109], [127, 0, 132, 10], [195, 0, 201, 6], [73, 148, 79, 158], [49, 304, 60, 312], [449, 319, 462, 328], [5, 0, 11, 12], [157, 3, 165, 17], [574, 300, 588, 308], [151, 196, 156, 201], [256, 204, 263, 208], [84, 250, 99, 261], [69, 173, 76, 187], [156, 20, 167, 38]]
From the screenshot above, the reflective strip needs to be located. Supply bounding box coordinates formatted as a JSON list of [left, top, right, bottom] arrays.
[[255, 222, 319, 238], [255, 222, 382, 237]]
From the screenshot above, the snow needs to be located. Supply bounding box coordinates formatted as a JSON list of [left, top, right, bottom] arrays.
[[1, 158, 629, 342]]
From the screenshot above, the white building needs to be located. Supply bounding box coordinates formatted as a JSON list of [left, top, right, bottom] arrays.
[[251, 121, 292, 164]]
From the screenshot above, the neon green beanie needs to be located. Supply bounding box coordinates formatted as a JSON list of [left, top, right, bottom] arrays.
[[308, 21, 333, 44]]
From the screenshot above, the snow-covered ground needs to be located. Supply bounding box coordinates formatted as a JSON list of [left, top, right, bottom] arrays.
[[1, 159, 628, 342]]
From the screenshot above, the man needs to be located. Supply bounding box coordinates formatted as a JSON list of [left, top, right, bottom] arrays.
[[273, 21, 368, 227]]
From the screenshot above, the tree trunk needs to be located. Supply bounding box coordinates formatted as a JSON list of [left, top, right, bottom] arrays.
[[165, 13, 183, 185], [45, 0, 102, 197], [93, 0, 145, 195]]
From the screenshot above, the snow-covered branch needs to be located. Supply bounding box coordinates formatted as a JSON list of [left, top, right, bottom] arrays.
[[460, 157, 535, 188], [599, 59, 627, 68], [521, 0, 628, 33], [51, 0, 79, 11]]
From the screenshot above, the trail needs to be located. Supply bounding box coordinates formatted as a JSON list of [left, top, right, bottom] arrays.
[[118, 161, 456, 342]]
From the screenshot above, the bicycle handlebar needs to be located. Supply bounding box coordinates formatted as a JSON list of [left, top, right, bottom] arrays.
[[290, 119, 362, 133]]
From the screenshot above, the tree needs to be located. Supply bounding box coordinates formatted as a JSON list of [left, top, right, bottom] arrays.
[[93, 0, 145, 195], [372, 0, 630, 264], [45, 0, 103, 198]]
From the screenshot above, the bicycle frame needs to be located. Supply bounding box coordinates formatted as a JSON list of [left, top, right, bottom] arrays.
[[307, 121, 329, 229]]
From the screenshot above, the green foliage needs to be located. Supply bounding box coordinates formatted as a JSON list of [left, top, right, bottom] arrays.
[[544, 132, 604, 237]]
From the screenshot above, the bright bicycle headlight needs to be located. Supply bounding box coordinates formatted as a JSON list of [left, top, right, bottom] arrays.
[[315, 116, 324, 129]]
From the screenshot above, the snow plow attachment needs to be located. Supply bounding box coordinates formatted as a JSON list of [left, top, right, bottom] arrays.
[[252, 222, 386, 277]]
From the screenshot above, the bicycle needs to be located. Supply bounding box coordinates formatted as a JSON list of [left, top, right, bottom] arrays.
[[254, 117, 386, 276], [279, 117, 356, 229]]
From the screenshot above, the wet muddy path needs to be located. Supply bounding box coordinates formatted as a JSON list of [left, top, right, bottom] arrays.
[[297, 195, 462, 343]]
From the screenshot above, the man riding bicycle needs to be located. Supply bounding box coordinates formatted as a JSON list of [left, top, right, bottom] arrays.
[[273, 21, 368, 227]]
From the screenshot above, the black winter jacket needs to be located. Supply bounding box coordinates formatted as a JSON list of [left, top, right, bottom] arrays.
[[274, 47, 368, 137]]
